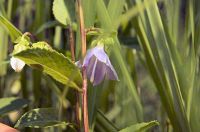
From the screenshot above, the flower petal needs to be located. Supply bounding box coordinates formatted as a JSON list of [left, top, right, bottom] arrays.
[[104, 55, 119, 80], [83, 46, 108, 66], [86, 56, 97, 80], [106, 64, 119, 81], [83, 45, 119, 86], [89, 57, 98, 83], [83, 48, 94, 67], [10, 57, 25, 72], [86, 55, 107, 86], [93, 61, 106, 86], [93, 46, 108, 63]]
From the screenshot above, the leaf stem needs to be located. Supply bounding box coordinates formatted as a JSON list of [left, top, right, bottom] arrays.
[[77, 0, 89, 132]]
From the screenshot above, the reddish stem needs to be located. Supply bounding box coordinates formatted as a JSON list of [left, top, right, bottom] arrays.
[[68, 26, 80, 129], [69, 26, 75, 62], [77, 0, 89, 132], [82, 67, 89, 132]]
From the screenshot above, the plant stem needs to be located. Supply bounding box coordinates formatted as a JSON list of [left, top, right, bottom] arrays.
[[69, 26, 75, 62], [82, 68, 88, 132], [77, 0, 89, 132], [68, 25, 81, 129]]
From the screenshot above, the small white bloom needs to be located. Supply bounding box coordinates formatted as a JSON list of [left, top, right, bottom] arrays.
[[10, 57, 25, 72]]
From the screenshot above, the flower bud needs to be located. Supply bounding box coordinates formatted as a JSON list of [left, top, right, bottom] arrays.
[[10, 57, 25, 72]]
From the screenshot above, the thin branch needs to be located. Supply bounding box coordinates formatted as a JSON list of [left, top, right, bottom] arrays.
[[68, 25, 81, 129], [69, 26, 75, 62], [77, 0, 89, 132]]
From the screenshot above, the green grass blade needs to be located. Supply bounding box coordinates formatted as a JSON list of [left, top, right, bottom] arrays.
[[82, 0, 97, 28], [119, 120, 159, 132], [107, 0, 125, 28], [95, 110, 119, 131], [134, 0, 191, 131], [0, 14, 22, 41], [96, 0, 112, 30]]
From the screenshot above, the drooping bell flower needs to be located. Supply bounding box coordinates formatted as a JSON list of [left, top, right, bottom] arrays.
[[10, 57, 25, 72], [82, 45, 118, 86]]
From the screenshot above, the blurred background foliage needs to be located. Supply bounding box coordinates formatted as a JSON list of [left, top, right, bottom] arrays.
[[0, 0, 200, 132]]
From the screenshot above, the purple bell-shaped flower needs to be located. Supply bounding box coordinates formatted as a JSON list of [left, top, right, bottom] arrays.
[[82, 45, 118, 86]]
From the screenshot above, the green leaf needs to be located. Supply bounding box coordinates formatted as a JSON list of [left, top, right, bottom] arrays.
[[96, 0, 113, 30], [15, 108, 69, 128], [14, 43, 82, 91], [12, 35, 31, 54], [32, 41, 52, 49], [82, 0, 97, 28], [0, 14, 22, 41], [134, 0, 191, 131], [114, 0, 155, 28], [119, 120, 159, 132], [0, 97, 29, 117], [107, 0, 125, 28], [95, 110, 119, 131], [0, 1, 9, 76], [35, 21, 60, 35], [52, 0, 75, 26]]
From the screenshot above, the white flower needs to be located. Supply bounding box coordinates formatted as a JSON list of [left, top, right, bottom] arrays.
[[10, 57, 25, 72]]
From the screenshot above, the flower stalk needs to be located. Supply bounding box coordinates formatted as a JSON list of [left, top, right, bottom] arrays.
[[77, 0, 89, 132]]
